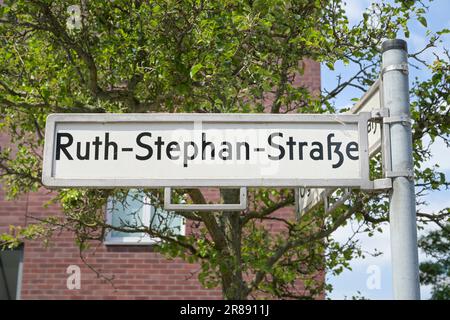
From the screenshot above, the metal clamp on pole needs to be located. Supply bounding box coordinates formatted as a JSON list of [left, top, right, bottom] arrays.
[[164, 187, 247, 212], [381, 63, 409, 76], [371, 108, 390, 120], [385, 169, 414, 179], [371, 109, 412, 126], [372, 178, 392, 190], [383, 114, 412, 125]]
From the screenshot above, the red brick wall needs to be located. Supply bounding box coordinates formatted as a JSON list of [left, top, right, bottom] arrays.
[[296, 58, 321, 93], [9, 187, 222, 300], [0, 60, 321, 300], [0, 133, 28, 233]]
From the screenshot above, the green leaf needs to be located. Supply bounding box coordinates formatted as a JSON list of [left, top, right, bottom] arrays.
[[326, 61, 335, 71], [190, 63, 203, 79], [437, 28, 450, 35], [418, 16, 427, 27]]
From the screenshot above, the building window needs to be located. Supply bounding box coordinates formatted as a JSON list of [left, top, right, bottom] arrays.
[[0, 245, 23, 300], [104, 190, 185, 245]]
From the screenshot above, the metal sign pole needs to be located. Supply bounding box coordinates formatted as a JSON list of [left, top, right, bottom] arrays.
[[381, 39, 420, 299]]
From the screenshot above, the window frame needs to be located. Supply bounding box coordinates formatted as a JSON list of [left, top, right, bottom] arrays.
[[104, 193, 185, 246], [0, 244, 24, 300]]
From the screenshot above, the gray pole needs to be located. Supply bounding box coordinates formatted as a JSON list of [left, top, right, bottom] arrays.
[[381, 39, 420, 300]]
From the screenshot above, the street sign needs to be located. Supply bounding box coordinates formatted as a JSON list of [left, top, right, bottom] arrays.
[[349, 79, 382, 156], [297, 187, 325, 213], [42, 113, 371, 188], [297, 80, 382, 215]]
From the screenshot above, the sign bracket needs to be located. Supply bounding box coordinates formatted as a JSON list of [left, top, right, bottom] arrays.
[[381, 63, 409, 76], [385, 169, 414, 179], [164, 187, 248, 212]]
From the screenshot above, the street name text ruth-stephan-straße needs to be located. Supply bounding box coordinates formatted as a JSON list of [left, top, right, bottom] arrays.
[[42, 113, 371, 188]]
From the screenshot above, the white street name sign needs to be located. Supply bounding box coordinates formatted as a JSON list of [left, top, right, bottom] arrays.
[[42, 113, 371, 188]]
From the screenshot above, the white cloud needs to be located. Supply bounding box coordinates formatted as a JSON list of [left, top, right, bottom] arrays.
[[410, 32, 427, 52], [422, 136, 450, 171], [344, 0, 370, 24]]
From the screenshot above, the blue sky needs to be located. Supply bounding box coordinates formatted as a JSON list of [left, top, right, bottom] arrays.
[[324, 0, 450, 299]]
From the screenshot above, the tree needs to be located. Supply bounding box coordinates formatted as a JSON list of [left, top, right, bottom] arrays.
[[419, 223, 450, 300], [0, 0, 448, 299]]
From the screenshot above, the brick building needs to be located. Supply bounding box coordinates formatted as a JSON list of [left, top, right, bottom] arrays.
[[0, 60, 320, 300]]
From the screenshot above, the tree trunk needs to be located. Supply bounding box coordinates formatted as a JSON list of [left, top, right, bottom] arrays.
[[220, 188, 247, 300]]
